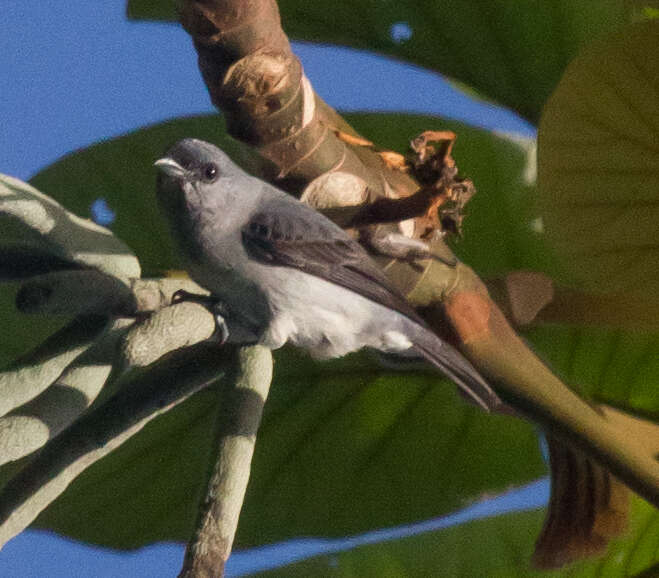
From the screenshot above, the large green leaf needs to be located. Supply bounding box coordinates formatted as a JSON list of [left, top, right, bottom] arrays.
[[255, 496, 658, 577], [9, 113, 658, 563], [537, 20, 659, 297], [0, 291, 66, 368], [526, 326, 659, 416], [127, 0, 628, 123], [29, 115, 236, 278], [234, 321, 659, 574], [28, 113, 549, 280], [14, 113, 547, 548], [33, 350, 543, 548]]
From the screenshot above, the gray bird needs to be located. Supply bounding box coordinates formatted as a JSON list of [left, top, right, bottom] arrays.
[[155, 138, 500, 411]]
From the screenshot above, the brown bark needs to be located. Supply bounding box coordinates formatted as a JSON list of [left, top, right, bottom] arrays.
[[180, 1, 392, 191]]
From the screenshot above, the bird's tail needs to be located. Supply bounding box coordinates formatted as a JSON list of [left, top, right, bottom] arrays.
[[410, 326, 501, 412], [532, 435, 629, 568]]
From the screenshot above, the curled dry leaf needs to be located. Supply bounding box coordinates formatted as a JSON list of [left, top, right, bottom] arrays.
[[378, 150, 409, 172], [409, 130, 476, 238]]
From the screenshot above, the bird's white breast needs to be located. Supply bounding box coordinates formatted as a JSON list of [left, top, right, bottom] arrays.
[[185, 214, 413, 359], [253, 266, 412, 359]]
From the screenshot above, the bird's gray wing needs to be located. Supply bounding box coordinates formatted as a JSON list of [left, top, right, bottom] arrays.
[[242, 200, 501, 412], [241, 202, 427, 326]]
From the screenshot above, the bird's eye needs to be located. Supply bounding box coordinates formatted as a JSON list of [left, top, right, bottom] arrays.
[[202, 163, 219, 182]]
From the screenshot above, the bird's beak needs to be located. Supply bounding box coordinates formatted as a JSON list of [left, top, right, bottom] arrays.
[[154, 157, 187, 179]]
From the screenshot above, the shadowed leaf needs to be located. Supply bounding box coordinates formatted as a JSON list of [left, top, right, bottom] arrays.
[[253, 495, 658, 577], [127, 0, 629, 123], [4, 112, 656, 566], [538, 21, 659, 298]]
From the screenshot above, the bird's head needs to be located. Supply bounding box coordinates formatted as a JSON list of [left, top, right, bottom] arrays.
[[154, 138, 241, 211]]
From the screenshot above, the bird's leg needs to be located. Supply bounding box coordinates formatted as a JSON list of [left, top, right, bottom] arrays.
[[171, 289, 231, 345], [365, 230, 457, 267]]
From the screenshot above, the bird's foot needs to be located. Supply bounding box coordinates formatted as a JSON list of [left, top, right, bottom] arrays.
[[171, 289, 230, 345]]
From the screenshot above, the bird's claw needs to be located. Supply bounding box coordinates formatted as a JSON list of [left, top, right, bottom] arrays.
[[211, 304, 230, 345], [170, 289, 231, 345], [171, 289, 208, 306]]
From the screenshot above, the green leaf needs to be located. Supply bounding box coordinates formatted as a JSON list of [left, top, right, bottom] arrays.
[[537, 21, 659, 298], [526, 325, 659, 416], [27, 349, 543, 548], [127, 0, 627, 123], [628, 1, 659, 21], [29, 115, 240, 277], [125, 0, 174, 21], [5, 113, 548, 548], [0, 284, 66, 368], [254, 496, 658, 577], [28, 113, 549, 280], [11, 112, 658, 559]]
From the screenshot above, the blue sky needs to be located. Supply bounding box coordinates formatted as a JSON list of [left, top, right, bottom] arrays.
[[1, 1, 540, 576], [1, 2, 533, 182]]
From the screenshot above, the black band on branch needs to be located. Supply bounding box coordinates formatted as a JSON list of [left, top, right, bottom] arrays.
[[218, 388, 266, 437]]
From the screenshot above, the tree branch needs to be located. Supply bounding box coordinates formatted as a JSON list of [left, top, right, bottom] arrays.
[[437, 268, 659, 507], [118, 301, 216, 370], [15, 270, 211, 318], [0, 173, 140, 280], [0, 342, 231, 550], [0, 319, 138, 465], [0, 316, 108, 418], [0, 318, 133, 465], [15, 270, 137, 317], [179, 345, 273, 578], [179, 0, 426, 215]]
